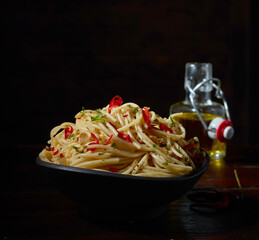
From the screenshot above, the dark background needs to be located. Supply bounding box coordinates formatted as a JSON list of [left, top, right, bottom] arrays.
[[1, 0, 258, 150]]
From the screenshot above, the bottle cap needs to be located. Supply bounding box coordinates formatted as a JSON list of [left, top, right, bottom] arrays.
[[208, 117, 234, 142], [223, 126, 235, 140], [216, 119, 234, 142]]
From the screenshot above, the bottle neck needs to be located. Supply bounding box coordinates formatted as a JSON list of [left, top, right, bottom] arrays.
[[185, 90, 212, 104], [184, 62, 214, 105]]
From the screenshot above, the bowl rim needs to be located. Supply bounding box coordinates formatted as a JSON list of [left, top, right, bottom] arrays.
[[36, 148, 210, 182]]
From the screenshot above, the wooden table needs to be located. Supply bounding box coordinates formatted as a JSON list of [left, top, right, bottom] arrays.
[[2, 145, 259, 239]]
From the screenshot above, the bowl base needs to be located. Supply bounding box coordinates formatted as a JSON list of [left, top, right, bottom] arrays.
[[77, 203, 168, 221]]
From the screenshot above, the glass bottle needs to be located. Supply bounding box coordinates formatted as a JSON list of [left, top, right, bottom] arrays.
[[170, 62, 228, 160]]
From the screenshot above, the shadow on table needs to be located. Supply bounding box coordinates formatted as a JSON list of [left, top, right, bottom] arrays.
[[83, 191, 259, 238]]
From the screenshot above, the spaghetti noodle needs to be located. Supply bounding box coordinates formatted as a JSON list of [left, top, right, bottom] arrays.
[[39, 96, 205, 177]]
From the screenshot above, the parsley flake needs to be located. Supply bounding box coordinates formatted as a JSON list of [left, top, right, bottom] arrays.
[[72, 146, 80, 152], [192, 138, 199, 144], [67, 133, 75, 139], [170, 116, 176, 127], [81, 107, 85, 117], [133, 108, 138, 114], [111, 143, 117, 148], [91, 111, 106, 122], [160, 142, 167, 147]]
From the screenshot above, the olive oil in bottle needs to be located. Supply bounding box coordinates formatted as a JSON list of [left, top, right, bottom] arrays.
[[172, 112, 226, 160], [170, 63, 230, 160]]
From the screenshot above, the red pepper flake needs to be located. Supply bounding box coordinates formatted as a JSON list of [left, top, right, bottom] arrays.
[[183, 142, 198, 151], [109, 167, 118, 172], [53, 149, 59, 156], [60, 153, 64, 158], [118, 132, 132, 143], [87, 144, 97, 152], [109, 122, 118, 130], [123, 114, 128, 117], [65, 126, 73, 139], [90, 133, 99, 144], [45, 146, 52, 151], [159, 123, 174, 134], [46, 146, 55, 152], [108, 95, 123, 113], [109, 122, 132, 143], [142, 107, 151, 127], [87, 133, 100, 152]]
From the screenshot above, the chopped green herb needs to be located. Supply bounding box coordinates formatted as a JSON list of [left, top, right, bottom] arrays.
[[72, 146, 80, 152], [153, 144, 158, 149], [170, 116, 176, 127], [192, 138, 199, 144], [133, 108, 138, 114], [160, 142, 167, 147], [162, 161, 168, 165], [81, 107, 85, 117], [67, 133, 75, 139], [91, 111, 106, 122], [111, 143, 117, 148], [127, 104, 132, 108]]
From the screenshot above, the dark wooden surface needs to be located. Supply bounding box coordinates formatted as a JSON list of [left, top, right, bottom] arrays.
[[1, 145, 259, 240]]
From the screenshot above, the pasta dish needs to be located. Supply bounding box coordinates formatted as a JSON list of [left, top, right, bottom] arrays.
[[39, 96, 205, 177]]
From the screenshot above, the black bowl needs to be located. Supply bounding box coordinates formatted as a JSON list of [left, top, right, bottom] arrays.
[[36, 149, 209, 220]]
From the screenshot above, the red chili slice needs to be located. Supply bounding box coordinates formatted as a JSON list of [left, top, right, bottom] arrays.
[[65, 126, 73, 139], [109, 167, 118, 172], [46, 147, 55, 151], [60, 153, 64, 158], [104, 135, 113, 145], [87, 133, 100, 152], [45, 146, 52, 151], [87, 143, 97, 152], [118, 132, 132, 143], [108, 95, 123, 113], [108, 122, 132, 143], [142, 107, 151, 127], [53, 149, 59, 156], [159, 123, 174, 134], [183, 142, 198, 151], [90, 133, 99, 144], [109, 122, 118, 130]]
